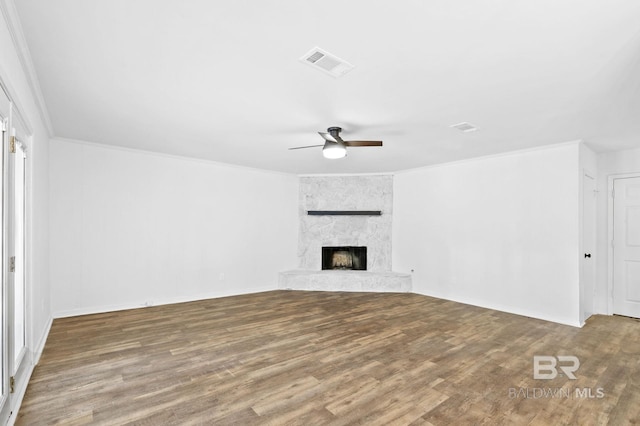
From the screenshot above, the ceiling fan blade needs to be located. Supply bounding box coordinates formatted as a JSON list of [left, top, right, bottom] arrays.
[[343, 140, 383, 147], [288, 144, 324, 150], [318, 132, 338, 143]]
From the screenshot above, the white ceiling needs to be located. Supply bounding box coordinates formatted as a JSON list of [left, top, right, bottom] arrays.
[[14, 0, 640, 174]]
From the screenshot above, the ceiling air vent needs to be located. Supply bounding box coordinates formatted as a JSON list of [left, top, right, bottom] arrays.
[[450, 122, 478, 132], [300, 47, 354, 78]]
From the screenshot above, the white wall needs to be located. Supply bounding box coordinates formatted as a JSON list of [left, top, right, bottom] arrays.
[[393, 142, 581, 326], [0, 3, 51, 360], [50, 139, 298, 317], [595, 147, 640, 314]]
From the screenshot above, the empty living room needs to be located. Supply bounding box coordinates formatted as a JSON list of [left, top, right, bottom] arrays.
[[1, 0, 640, 424]]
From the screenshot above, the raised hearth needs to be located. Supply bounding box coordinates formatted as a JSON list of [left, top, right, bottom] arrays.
[[278, 270, 411, 293]]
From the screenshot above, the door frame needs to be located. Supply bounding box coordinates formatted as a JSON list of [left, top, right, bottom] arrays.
[[0, 77, 34, 424], [607, 172, 640, 315], [0, 90, 10, 425], [8, 132, 31, 412], [580, 169, 596, 324]]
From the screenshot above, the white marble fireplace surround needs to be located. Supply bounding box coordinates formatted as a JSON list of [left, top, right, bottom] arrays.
[[279, 175, 411, 292]]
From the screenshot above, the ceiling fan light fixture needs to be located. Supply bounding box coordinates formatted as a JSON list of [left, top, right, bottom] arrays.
[[290, 126, 380, 158], [322, 141, 347, 159]]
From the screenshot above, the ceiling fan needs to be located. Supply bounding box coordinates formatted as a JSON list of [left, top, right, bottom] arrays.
[[289, 127, 383, 159]]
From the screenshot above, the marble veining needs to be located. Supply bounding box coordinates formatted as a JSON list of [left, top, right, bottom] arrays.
[[298, 175, 392, 271], [282, 175, 412, 293]]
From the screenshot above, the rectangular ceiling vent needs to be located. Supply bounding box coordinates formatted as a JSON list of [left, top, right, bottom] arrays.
[[300, 47, 354, 78], [450, 122, 478, 132]]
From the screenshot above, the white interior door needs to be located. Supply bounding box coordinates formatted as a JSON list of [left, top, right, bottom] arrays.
[[0, 87, 32, 423], [613, 176, 640, 318], [8, 135, 28, 403], [0, 88, 10, 424], [580, 172, 596, 324]]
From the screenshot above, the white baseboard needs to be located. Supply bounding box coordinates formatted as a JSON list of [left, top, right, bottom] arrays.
[[33, 316, 53, 365], [413, 289, 582, 328], [53, 285, 276, 318], [6, 315, 52, 426]]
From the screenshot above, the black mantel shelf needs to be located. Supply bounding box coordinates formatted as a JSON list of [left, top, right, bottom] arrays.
[[307, 210, 382, 216]]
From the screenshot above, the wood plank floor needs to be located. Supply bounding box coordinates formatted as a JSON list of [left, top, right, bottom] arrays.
[[17, 291, 640, 425]]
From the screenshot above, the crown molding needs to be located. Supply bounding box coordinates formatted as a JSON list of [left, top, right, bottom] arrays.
[[394, 140, 583, 175], [0, 0, 54, 136], [52, 137, 299, 178]]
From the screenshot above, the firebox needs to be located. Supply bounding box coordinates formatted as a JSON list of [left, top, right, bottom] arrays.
[[322, 246, 367, 270]]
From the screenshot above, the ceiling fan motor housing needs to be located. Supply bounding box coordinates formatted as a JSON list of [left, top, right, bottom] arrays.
[[327, 127, 343, 139]]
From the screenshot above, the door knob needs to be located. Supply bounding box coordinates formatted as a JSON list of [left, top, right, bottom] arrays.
[[584, 253, 591, 258]]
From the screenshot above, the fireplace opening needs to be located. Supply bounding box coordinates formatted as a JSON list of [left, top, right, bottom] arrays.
[[322, 246, 367, 271]]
